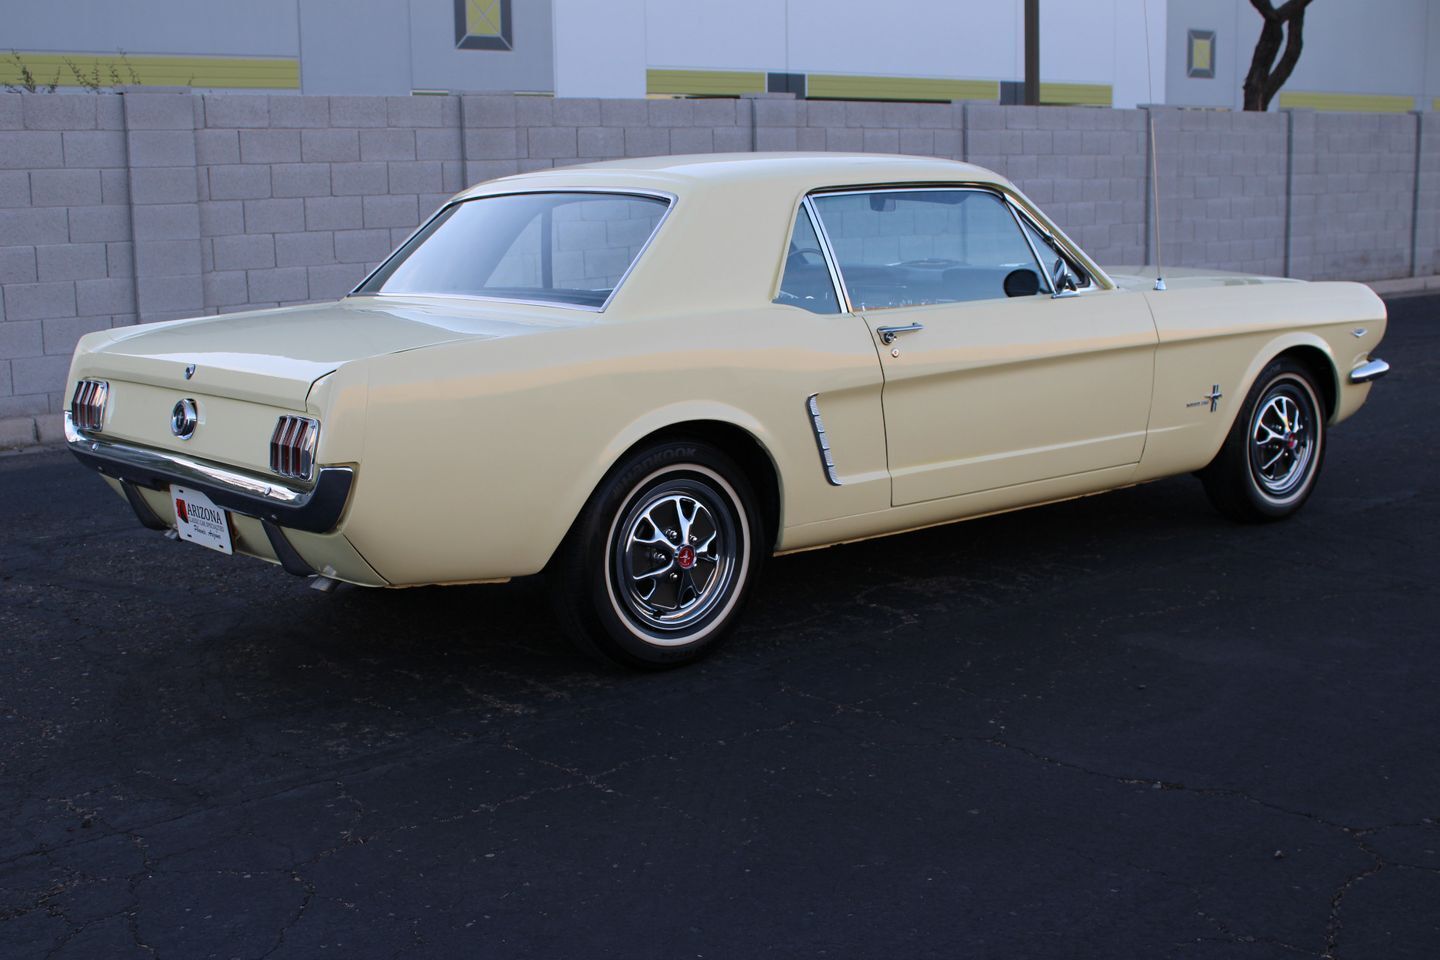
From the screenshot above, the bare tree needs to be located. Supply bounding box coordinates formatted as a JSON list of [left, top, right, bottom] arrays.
[[1243, 0, 1316, 111]]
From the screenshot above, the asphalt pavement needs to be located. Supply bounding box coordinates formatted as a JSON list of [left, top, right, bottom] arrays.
[[1, 295, 1437, 959]]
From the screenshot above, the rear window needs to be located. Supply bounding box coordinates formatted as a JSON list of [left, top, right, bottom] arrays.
[[357, 192, 670, 308]]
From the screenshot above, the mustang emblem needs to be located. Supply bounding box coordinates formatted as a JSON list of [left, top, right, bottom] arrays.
[[170, 398, 198, 439], [1186, 385, 1224, 412], [184, 363, 196, 380]]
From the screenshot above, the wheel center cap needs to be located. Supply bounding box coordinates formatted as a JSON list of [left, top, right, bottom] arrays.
[[1284, 433, 1298, 450], [675, 545, 697, 569]]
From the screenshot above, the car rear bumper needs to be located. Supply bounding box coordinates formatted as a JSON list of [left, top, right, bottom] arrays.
[[65, 412, 354, 536]]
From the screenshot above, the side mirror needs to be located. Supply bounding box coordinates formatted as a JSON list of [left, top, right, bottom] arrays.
[[1051, 258, 1078, 295], [1003, 268, 1040, 298]]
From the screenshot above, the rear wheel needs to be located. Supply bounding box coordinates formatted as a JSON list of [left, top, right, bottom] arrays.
[[547, 440, 763, 669], [1201, 358, 1327, 522]]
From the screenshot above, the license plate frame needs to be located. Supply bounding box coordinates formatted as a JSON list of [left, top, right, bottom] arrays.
[[171, 485, 234, 555]]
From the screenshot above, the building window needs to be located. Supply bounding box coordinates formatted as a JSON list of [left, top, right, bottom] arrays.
[[1187, 29, 1216, 79], [455, 0, 513, 50]]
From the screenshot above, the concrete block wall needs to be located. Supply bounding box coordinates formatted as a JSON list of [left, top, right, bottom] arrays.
[[1, 91, 1436, 446]]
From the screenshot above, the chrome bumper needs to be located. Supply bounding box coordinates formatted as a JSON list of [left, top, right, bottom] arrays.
[[65, 412, 354, 534], [1349, 358, 1390, 384]]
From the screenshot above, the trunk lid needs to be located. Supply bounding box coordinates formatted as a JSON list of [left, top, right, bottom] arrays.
[[83, 295, 585, 410]]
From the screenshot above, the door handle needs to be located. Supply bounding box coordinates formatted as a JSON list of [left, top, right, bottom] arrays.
[[876, 322, 924, 345]]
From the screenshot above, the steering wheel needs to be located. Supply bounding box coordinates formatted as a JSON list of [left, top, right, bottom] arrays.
[[787, 246, 826, 266]]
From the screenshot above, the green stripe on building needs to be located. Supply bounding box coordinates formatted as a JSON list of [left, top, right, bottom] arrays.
[[1, 53, 300, 90], [806, 74, 997, 102], [1278, 91, 1414, 113], [1040, 82, 1112, 106], [647, 69, 766, 97]]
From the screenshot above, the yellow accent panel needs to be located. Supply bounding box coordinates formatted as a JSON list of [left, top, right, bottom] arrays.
[[1040, 82, 1112, 106], [466, 0, 503, 37], [647, 69, 767, 97], [1277, 91, 1414, 113], [1, 53, 299, 90], [806, 74, 997, 102], [1191, 38, 1212, 71]]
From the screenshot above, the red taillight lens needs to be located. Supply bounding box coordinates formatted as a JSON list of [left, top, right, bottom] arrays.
[[269, 416, 319, 481], [71, 379, 109, 432]]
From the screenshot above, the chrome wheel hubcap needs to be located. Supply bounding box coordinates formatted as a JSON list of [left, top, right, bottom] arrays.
[[613, 482, 737, 633], [1249, 385, 1315, 498]]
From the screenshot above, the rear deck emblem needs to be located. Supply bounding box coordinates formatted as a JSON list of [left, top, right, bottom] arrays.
[[170, 399, 198, 439], [184, 363, 196, 380]]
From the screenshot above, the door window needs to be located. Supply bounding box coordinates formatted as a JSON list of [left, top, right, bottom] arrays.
[[810, 190, 1046, 310]]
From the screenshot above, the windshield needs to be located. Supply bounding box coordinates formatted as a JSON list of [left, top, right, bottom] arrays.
[[357, 192, 670, 308]]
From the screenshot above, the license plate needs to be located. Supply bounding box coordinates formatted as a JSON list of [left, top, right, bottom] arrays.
[[171, 485, 233, 555]]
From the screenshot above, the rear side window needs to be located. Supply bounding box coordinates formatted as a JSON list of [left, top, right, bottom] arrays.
[[774, 205, 839, 314], [810, 189, 1046, 310], [358, 192, 669, 309]]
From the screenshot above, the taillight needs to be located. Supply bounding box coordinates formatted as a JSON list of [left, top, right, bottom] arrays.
[[71, 379, 109, 432], [269, 416, 319, 481]]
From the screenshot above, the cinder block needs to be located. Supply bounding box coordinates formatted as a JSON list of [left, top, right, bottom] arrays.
[[246, 266, 310, 302], [242, 198, 305, 234], [202, 95, 269, 128], [844, 101, 884, 128], [29, 168, 101, 207], [756, 127, 798, 151], [0, 208, 69, 245], [198, 200, 244, 237], [4, 282, 77, 322], [692, 99, 738, 126], [301, 128, 360, 162], [22, 96, 95, 130], [330, 161, 388, 196], [598, 100, 646, 127], [75, 277, 135, 315], [132, 204, 200, 241], [0, 95, 20, 130], [649, 99, 697, 128], [307, 263, 366, 299], [515, 97, 553, 127], [275, 231, 335, 266], [195, 129, 240, 165], [11, 354, 70, 396], [796, 127, 825, 151], [670, 128, 714, 154], [862, 129, 899, 153], [0, 170, 29, 206], [553, 99, 600, 127], [387, 161, 442, 194], [100, 168, 129, 205], [329, 97, 388, 128], [0, 414, 36, 447], [362, 194, 419, 228], [124, 93, 196, 130], [0, 319, 42, 357], [0, 361, 9, 397], [203, 270, 249, 307], [624, 127, 668, 157], [464, 95, 517, 128], [0, 132, 64, 169], [135, 274, 204, 316], [416, 128, 462, 160], [41, 314, 110, 355], [578, 127, 625, 158], [899, 129, 935, 155], [360, 128, 416, 161], [464, 159, 518, 183], [386, 96, 445, 127], [0, 247, 37, 284], [304, 196, 364, 230], [36, 243, 107, 281], [824, 128, 863, 152], [134, 238, 202, 277], [334, 228, 394, 263], [268, 95, 330, 128], [62, 130, 126, 168], [239, 129, 301, 164], [126, 129, 196, 167], [465, 129, 520, 160], [129, 166, 198, 205], [714, 127, 750, 152], [271, 163, 331, 198], [528, 127, 577, 159]]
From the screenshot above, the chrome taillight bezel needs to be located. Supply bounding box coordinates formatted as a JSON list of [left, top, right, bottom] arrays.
[[71, 379, 109, 432], [269, 416, 319, 482]]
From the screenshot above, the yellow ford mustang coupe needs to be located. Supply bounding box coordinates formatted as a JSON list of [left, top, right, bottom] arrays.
[[66, 153, 1390, 667]]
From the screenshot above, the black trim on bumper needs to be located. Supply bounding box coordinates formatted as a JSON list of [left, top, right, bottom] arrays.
[[120, 479, 172, 531], [261, 519, 321, 577]]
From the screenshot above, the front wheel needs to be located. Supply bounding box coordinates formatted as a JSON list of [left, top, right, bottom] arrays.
[[547, 440, 763, 669], [1201, 358, 1327, 522]]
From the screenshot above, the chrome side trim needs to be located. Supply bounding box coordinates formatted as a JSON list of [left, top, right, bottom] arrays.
[[805, 394, 842, 486], [65, 413, 354, 534], [1349, 358, 1390, 384]]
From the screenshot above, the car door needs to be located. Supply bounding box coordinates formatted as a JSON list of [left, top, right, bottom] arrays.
[[809, 188, 1158, 507]]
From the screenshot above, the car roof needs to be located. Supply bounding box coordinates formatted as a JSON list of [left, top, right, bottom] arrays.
[[455, 152, 1011, 200]]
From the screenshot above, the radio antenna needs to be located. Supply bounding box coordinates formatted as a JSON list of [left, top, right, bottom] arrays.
[[1142, 0, 1165, 291]]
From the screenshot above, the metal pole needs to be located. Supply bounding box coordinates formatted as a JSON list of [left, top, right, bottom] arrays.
[[1024, 0, 1040, 106]]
